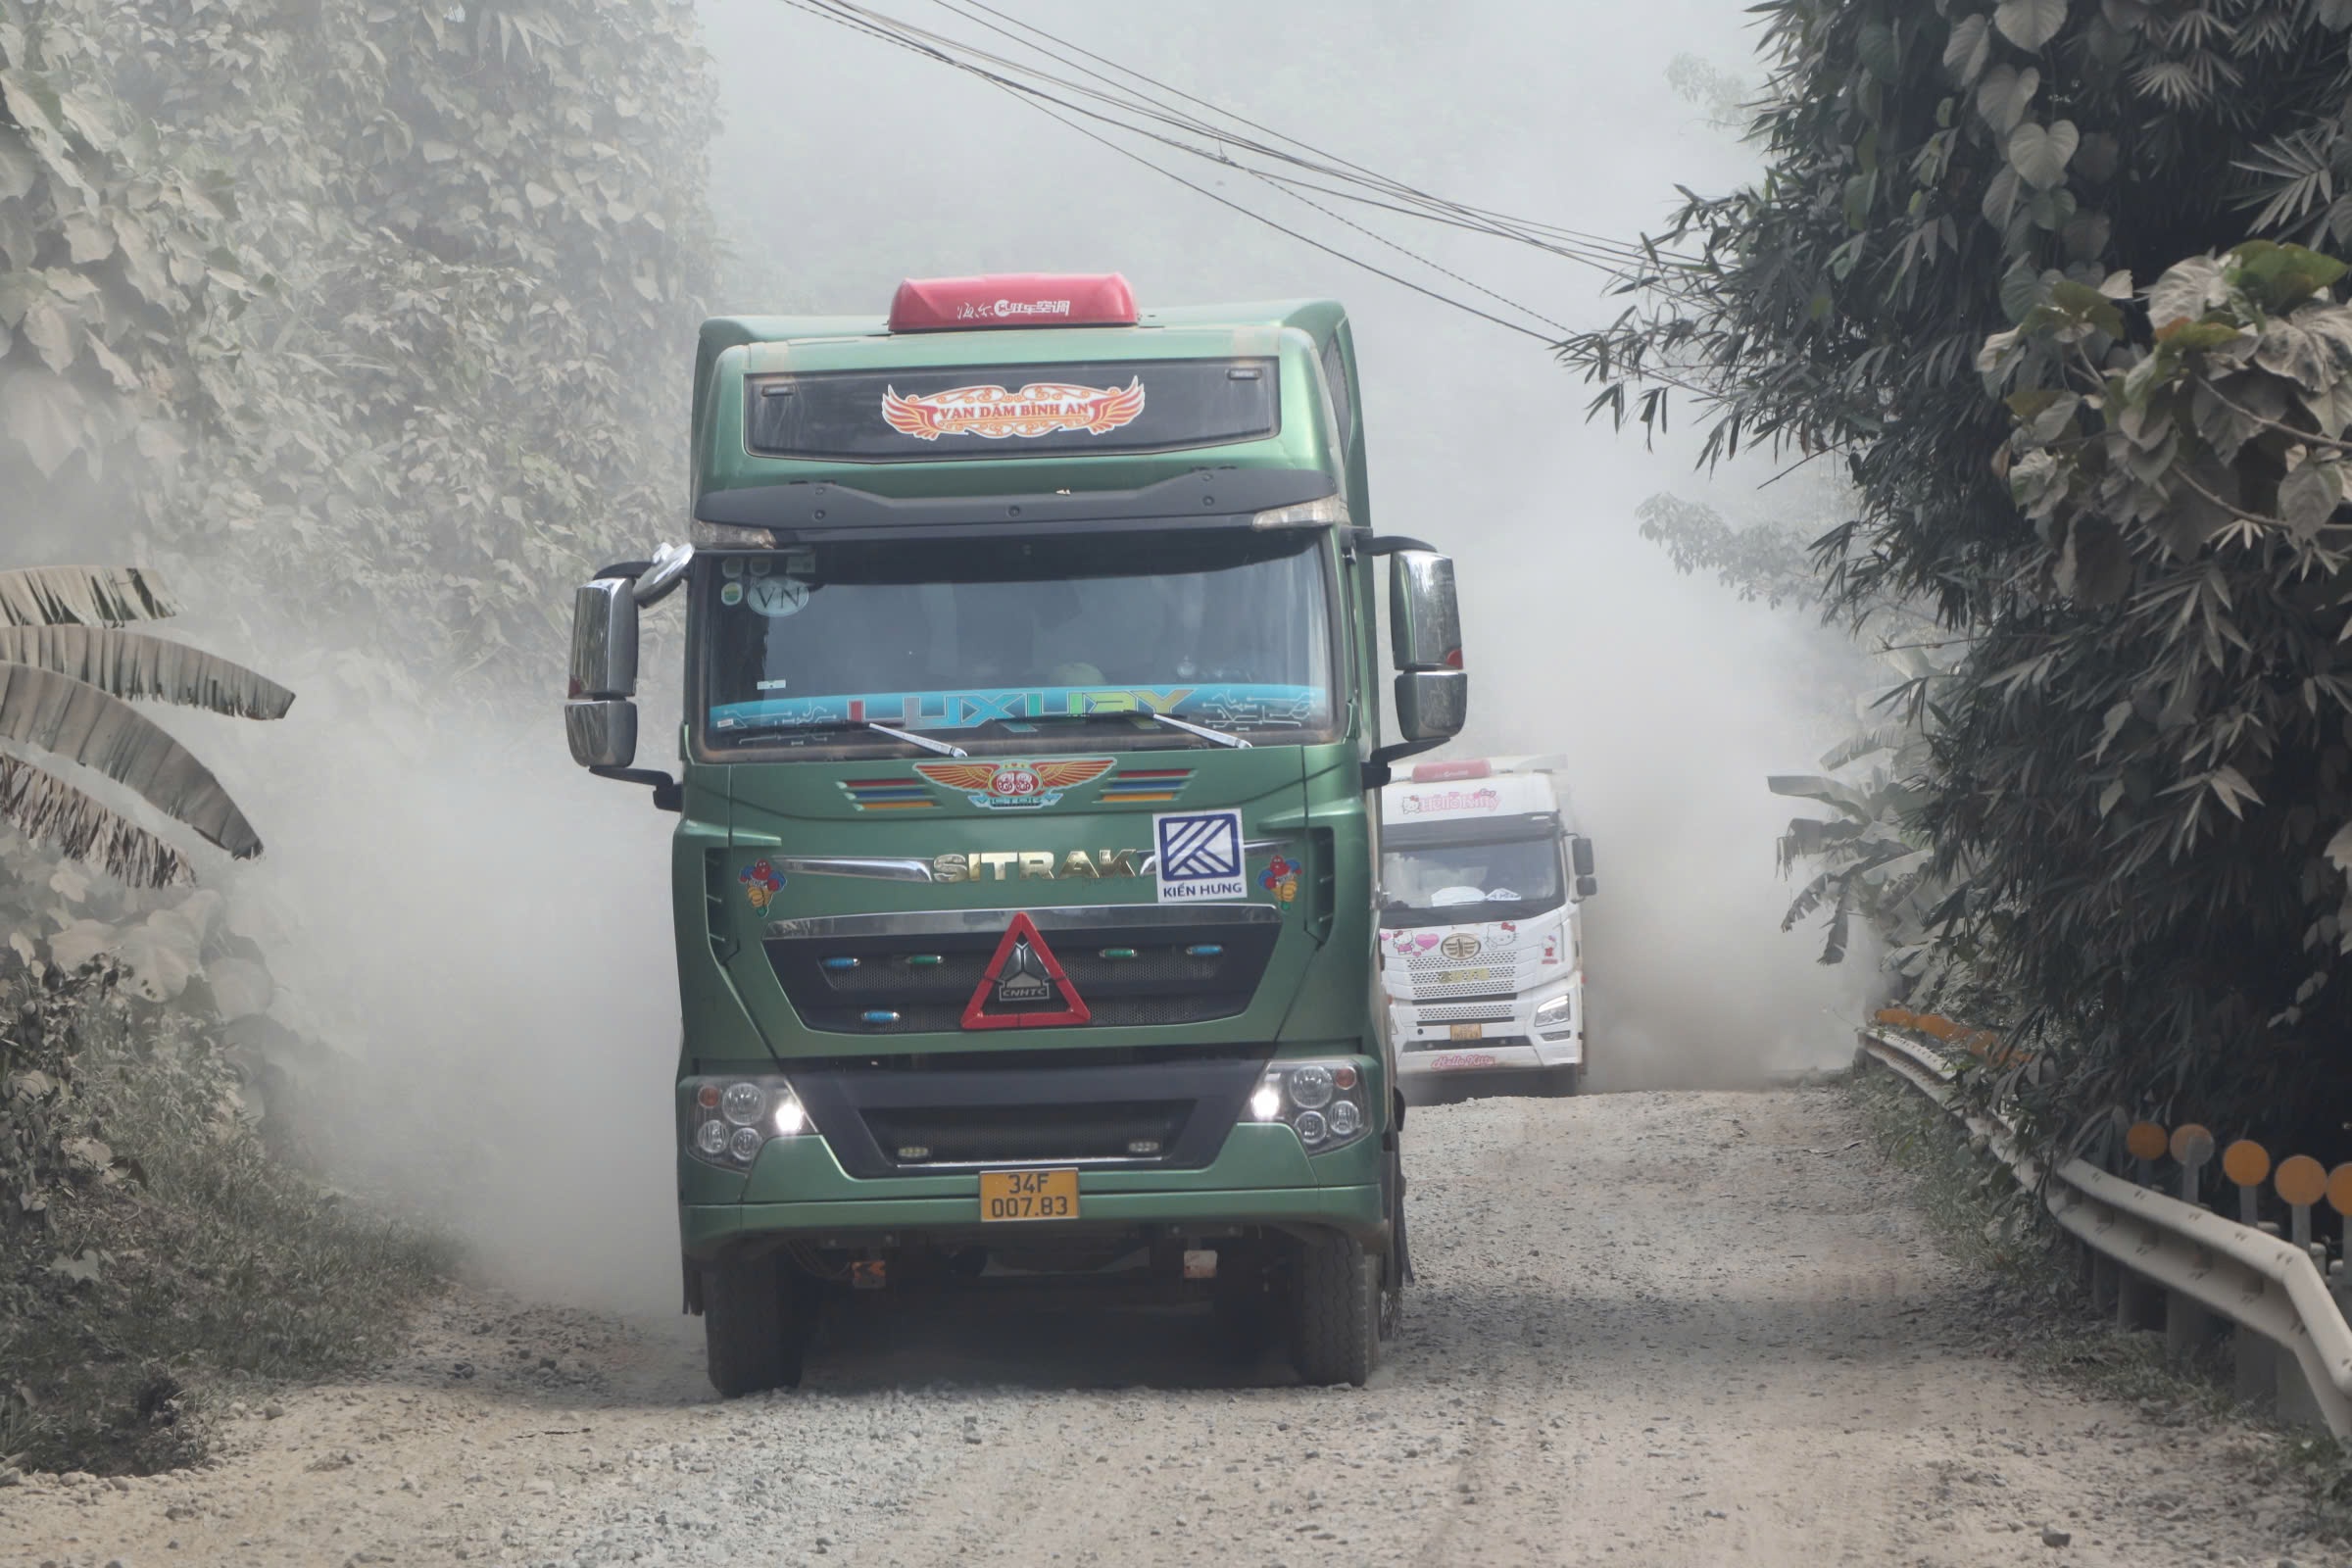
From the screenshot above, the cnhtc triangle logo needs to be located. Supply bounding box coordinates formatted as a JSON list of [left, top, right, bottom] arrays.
[[1152, 808, 1246, 904], [960, 911, 1090, 1029], [993, 936, 1054, 1004]]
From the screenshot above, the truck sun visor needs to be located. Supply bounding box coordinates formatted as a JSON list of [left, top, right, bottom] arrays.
[[745, 359, 1279, 463]]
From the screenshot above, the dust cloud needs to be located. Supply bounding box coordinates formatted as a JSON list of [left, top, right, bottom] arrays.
[[163, 640, 691, 1315], [30, 0, 1881, 1315], [700, 0, 1882, 1090]]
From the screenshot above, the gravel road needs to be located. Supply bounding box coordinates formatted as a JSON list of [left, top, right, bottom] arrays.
[[4, 1085, 2336, 1567]]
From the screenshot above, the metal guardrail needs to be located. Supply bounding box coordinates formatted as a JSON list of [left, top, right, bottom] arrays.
[[1859, 1026, 2352, 1438]]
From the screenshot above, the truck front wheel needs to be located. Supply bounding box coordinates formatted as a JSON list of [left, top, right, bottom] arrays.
[[1288, 1229, 1380, 1387], [702, 1251, 807, 1397]]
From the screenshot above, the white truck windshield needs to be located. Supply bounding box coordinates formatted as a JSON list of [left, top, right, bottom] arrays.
[[1379, 835, 1565, 928], [698, 529, 1334, 751]]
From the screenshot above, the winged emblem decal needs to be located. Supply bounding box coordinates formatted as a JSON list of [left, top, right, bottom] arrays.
[[912, 758, 1116, 809], [879, 379, 1148, 442]]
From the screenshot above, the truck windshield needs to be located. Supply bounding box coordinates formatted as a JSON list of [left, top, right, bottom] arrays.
[[698, 529, 1336, 752], [1379, 835, 1564, 928]]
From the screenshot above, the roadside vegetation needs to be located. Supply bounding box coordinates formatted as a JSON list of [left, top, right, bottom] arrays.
[[2, 962, 452, 1475], [1594, 0, 2352, 1162], [0, 0, 724, 1475]]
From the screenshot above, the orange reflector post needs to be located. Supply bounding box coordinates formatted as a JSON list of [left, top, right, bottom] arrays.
[[2171, 1124, 2215, 1207], [2223, 1139, 2272, 1189], [2125, 1122, 2168, 1163], [2278, 1154, 2328, 1208], [2327, 1162, 2352, 1217]]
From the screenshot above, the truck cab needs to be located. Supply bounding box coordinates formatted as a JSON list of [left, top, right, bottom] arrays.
[[562, 273, 1469, 1392], [1378, 757, 1596, 1101]]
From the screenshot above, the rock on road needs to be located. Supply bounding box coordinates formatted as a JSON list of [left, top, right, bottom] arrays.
[[4, 1087, 2332, 1567]]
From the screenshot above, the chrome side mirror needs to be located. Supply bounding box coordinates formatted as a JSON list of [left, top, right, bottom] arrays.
[[1395, 669, 1466, 743], [569, 578, 638, 699], [565, 700, 638, 768], [1389, 551, 1464, 744], [567, 577, 639, 769], [1388, 550, 1461, 672]]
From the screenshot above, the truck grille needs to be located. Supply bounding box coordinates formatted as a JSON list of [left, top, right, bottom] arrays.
[[785, 1046, 1269, 1176], [763, 905, 1281, 1034], [864, 1102, 1192, 1167], [1394, 950, 1527, 999], [1410, 1001, 1517, 1024]]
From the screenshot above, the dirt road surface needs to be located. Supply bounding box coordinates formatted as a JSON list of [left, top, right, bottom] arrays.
[[4, 1087, 2334, 1567]]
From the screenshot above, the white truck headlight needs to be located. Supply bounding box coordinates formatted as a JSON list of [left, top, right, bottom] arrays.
[[1533, 994, 1574, 1031], [685, 1075, 812, 1167]]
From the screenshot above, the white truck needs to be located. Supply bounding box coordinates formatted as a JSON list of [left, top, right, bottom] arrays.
[[1377, 757, 1596, 1102]]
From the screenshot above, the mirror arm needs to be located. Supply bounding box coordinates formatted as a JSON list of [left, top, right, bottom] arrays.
[[1361, 736, 1446, 793], [590, 765, 683, 813], [592, 560, 653, 581], [1357, 532, 1438, 557]]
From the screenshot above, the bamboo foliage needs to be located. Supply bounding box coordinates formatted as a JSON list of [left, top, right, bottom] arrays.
[[0, 568, 180, 629], [0, 627, 295, 719]]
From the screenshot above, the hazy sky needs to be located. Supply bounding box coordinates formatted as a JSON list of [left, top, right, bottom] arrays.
[[198, 4, 1872, 1313], [691, 0, 1876, 1096]]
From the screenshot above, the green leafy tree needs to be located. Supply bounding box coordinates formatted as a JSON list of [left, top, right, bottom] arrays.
[[1566, 0, 2352, 1147], [0, 0, 719, 690]]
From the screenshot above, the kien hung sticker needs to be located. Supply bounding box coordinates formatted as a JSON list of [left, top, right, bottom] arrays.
[[880, 379, 1147, 441], [1152, 808, 1245, 904]]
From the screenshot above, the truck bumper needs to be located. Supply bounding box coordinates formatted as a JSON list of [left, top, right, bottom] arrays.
[[680, 1121, 1386, 1258], [1395, 1036, 1580, 1080]]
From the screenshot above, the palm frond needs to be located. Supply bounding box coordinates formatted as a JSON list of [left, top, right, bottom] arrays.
[[0, 755, 193, 887], [0, 662, 261, 859], [0, 627, 294, 718], [0, 566, 180, 629], [2234, 126, 2336, 240]]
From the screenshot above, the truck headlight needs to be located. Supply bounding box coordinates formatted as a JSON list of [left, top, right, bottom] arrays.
[[1533, 994, 1574, 1031], [685, 1075, 813, 1167], [1250, 1058, 1372, 1152]]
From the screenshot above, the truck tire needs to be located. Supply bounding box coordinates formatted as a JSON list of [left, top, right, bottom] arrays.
[[1537, 1065, 1583, 1098], [1289, 1229, 1379, 1387], [702, 1252, 804, 1397]]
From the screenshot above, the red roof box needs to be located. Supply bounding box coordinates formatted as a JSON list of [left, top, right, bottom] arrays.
[[888, 272, 1138, 332], [1411, 759, 1493, 782]]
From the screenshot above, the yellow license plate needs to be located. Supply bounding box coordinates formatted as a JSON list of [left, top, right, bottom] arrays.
[[1448, 1022, 1484, 1041], [1437, 967, 1493, 985], [980, 1167, 1079, 1222]]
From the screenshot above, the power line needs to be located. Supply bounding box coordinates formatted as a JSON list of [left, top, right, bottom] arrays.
[[933, 0, 1690, 269], [774, 0, 1711, 362], [776, 0, 1570, 339], [790, 0, 1684, 274]]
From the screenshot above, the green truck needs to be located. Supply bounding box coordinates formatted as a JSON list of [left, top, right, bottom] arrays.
[[563, 272, 1467, 1393]]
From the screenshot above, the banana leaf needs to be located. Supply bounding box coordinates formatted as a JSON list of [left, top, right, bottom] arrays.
[[0, 566, 179, 628], [0, 662, 261, 860], [0, 754, 194, 887], [0, 626, 293, 718]]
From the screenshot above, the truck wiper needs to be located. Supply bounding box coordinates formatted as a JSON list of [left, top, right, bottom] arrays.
[[741, 717, 968, 757], [863, 721, 967, 758], [1152, 711, 1251, 749]]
